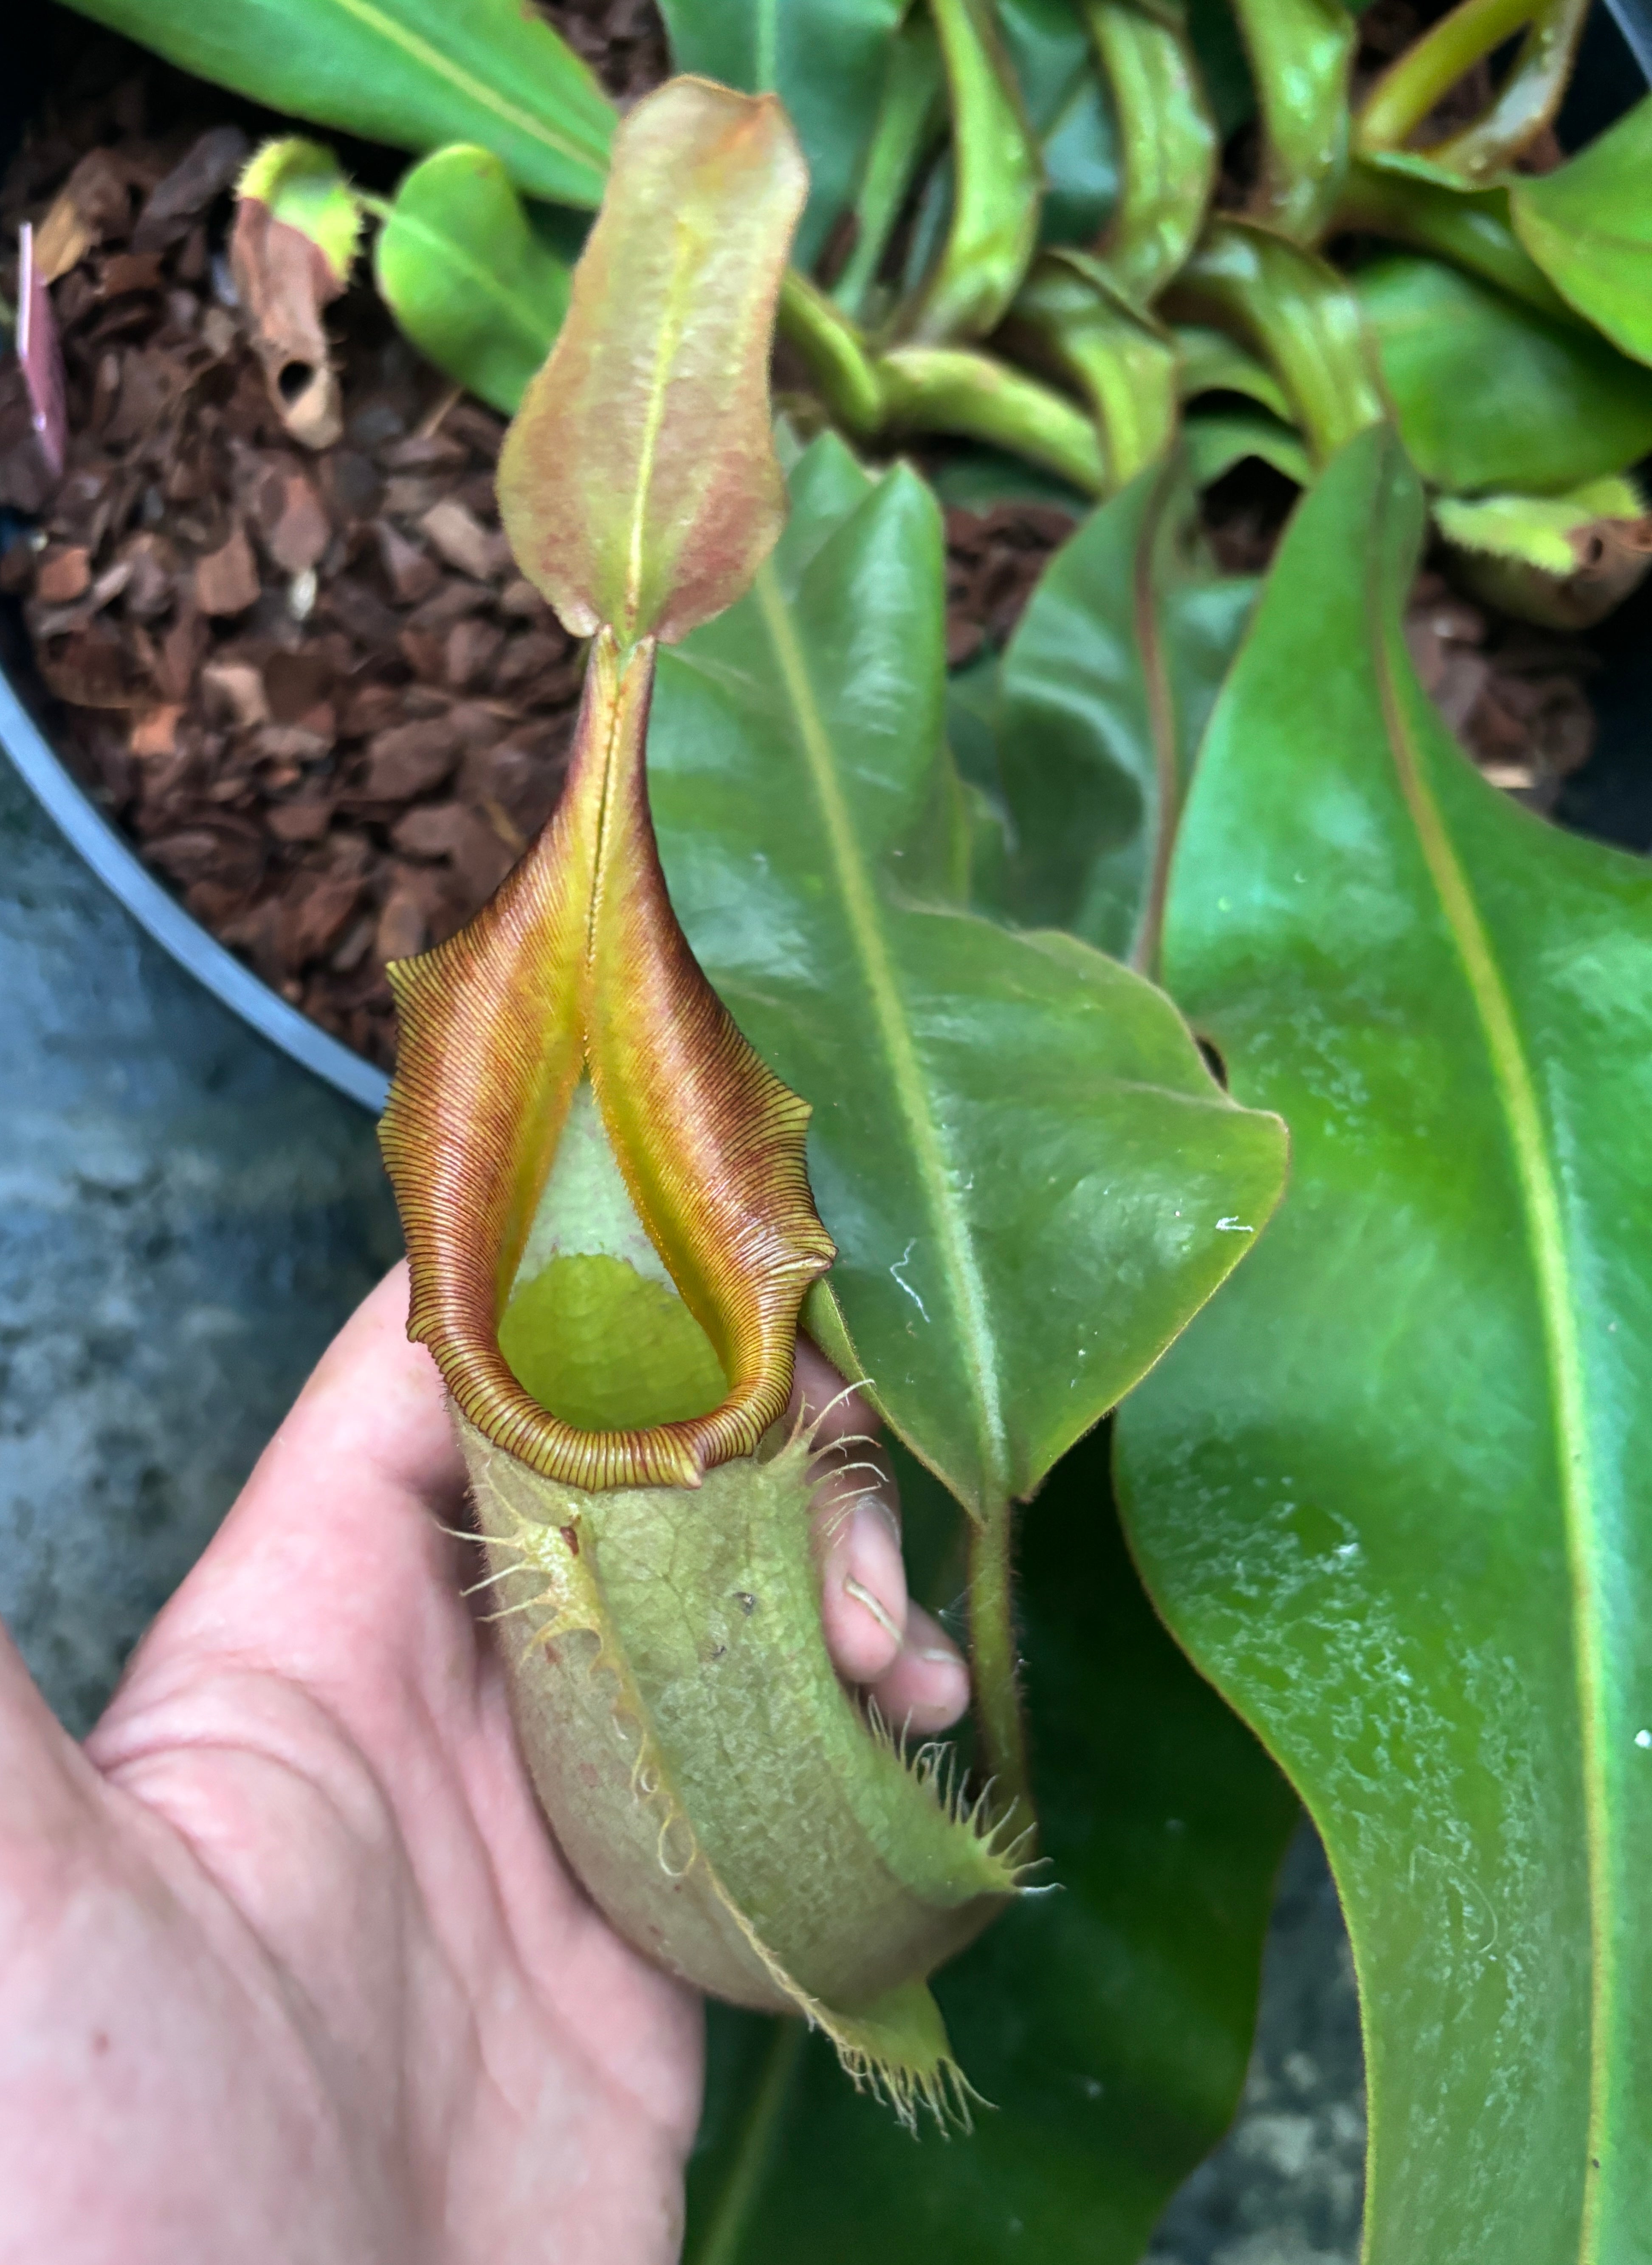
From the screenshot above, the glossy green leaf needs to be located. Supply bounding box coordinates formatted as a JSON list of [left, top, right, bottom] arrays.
[[997, 0, 1094, 124], [1012, 251, 1179, 489], [1357, 0, 1591, 182], [995, 455, 1256, 967], [1036, 59, 1119, 248], [1084, 0, 1218, 309], [1175, 323, 1294, 421], [1512, 96, 1652, 370], [890, 0, 1076, 329], [995, 0, 1119, 246], [830, 12, 947, 321], [1182, 408, 1313, 491], [658, 0, 903, 271], [885, 0, 1116, 309], [927, 447, 1094, 513], [61, 0, 613, 208], [647, 437, 1287, 1524], [1355, 252, 1652, 494], [372, 145, 569, 415], [1228, 0, 1355, 241], [1173, 220, 1385, 461], [684, 1427, 1298, 2265], [1115, 424, 1652, 2264], [897, 145, 957, 303], [905, 0, 1044, 343], [1338, 152, 1571, 321], [957, 775, 1015, 917]]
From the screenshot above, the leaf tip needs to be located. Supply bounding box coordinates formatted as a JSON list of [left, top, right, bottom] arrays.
[[496, 74, 807, 646]]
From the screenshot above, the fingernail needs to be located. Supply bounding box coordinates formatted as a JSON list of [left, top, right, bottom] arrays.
[[843, 1574, 902, 1644], [841, 1494, 907, 1644], [848, 1488, 899, 1546], [843, 1492, 902, 1583]]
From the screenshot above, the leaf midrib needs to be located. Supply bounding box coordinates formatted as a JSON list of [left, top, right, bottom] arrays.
[[1370, 483, 1607, 2259], [1133, 463, 1179, 978], [753, 0, 780, 93], [323, 0, 611, 173], [752, 559, 1012, 1512], [624, 216, 703, 635]]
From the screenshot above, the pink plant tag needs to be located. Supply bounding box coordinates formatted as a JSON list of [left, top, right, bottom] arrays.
[[17, 222, 67, 477]]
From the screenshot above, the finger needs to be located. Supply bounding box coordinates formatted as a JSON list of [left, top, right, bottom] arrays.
[[865, 1601, 971, 1736], [790, 1340, 909, 1685], [818, 1481, 906, 1686], [255, 1259, 466, 1515], [81, 1269, 670, 2079], [0, 1614, 104, 1848]]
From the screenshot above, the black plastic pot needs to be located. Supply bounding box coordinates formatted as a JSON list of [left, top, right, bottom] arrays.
[[3, 0, 1649, 1123]]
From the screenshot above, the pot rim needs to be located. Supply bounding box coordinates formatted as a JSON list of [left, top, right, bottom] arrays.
[[0, 660, 390, 1112]]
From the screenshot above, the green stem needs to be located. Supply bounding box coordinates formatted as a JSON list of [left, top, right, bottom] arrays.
[[778, 271, 886, 436], [1418, 0, 1591, 180], [1226, 0, 1356, 244], [831, 14, 945, 323], [904, 0, 1043, 345], [781, 273, 1108, 499], [689, 2022, 803, 2265], [1084, 0, 1217, 307], [1170, 222, 1384, 464], [1355, 0, 1532, 154], [878, 345, 1107, 494], [968, 1504, 1032, 1833], [1014, 251, 1179, 489]]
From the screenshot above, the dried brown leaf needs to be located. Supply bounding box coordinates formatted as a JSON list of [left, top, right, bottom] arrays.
[[132, 126, 250, 254], [230, 201, 345, 450]]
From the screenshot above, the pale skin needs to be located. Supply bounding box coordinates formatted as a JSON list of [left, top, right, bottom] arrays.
[[0, 1264, 967, 2264]]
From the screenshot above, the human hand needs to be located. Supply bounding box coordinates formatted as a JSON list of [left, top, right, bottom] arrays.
[[0, 1265, 964, 2263]]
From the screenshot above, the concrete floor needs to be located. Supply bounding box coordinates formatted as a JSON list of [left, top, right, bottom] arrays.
[[0, 748, 1363, 2260], [0, 750, 401, 1734]]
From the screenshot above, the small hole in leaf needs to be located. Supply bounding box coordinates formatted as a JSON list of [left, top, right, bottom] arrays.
[[276, 359, 317, 406], [1197, 1035, 1229, 1090]]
